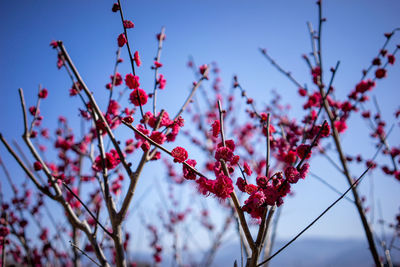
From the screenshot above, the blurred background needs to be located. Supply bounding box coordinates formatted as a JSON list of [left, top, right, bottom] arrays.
[[1, 0, 399, 266]]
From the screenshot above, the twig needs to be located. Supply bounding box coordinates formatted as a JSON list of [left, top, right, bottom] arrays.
[[62, 182, 113, 238], [106, 47, 122, 116], [28, 84, 42, 134], [259, 48, 304, 89], [69, 241, 102, 267], [152, 27, 166, 116], [173, 67, 209, 121], [218, 100, 226, 147], [307, 22, 319, 66]]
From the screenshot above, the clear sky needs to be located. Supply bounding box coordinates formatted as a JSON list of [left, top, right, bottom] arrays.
[[0, 0, 399, 263]]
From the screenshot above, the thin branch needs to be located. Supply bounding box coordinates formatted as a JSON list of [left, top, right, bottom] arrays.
[[259, 49, 304, 89], [70, 241, 102, 267], [173, 67, 209, 121], [62, 182, 113, 238], [152, 27, 166, 116], [307, 21, 319, 66], [218, 100, 226, 147], [106, 48, 122, 116]]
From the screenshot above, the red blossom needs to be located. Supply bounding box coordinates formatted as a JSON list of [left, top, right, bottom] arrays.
[[123, 20, 134, 29], [49, 40, 58, 48], [33, 161, 43, 171], [213, 174, 233, 199], [150, 131, 166, 145], [156, 32, 166, 41], [111, 72, 123, 86], [112, 3, 120, 12], [183, 159, 197, 180], [334, 120, 347, 133], [256, 176, 268, 188], [211, 120, 220, 138], [319, 123, 331, 137], [154, 61, 163, 68], [38, 88, 48, 99], [92, 149, 120, 172], [123, 116, 134, 124], [107, 99, 120, 116], [298, 88, 307, 96], [283, 150, 297, 165], [134, 51, 141, 67], [129, 88, 148, 106], [199, 64, 208, 77], [236, 177, 246, 193], [171, 147, 188, 163], [372, 57, 381, 66], [215, 147, 233, 162], [217, 139, 235, 152], [118, 33, 127, 47], [243, 162, 252, 176], [134, 124, 149, 141], [125, 74, 140, 89], [355, 80, 375, 93], [157, 74, 166, 89], [29, 106, 38, 116], [296, 144, 312, 159], [196, 177, 215, 196], [375, 68, 387, 79], [388, 54, 395, 65]]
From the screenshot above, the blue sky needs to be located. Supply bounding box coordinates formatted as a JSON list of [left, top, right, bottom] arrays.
[[1, 0, 400, 263]]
